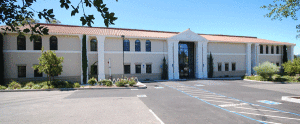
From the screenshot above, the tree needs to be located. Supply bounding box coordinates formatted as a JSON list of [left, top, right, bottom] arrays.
[[33, 47, 64, 85], [282, 58, 300, 76], [82, 35, 87, 84], [161, 57, 168, 80], [208, 52, 214, 78], [0, 0, 118, 41], [45, 19, 61, 24], [261, 0, 300, 36], [0, 33, 3, 85]]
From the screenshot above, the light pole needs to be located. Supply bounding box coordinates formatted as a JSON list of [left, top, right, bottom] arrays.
[[121, 35, 125, 79]]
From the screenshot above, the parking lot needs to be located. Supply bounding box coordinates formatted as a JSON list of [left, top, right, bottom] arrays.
[[1, 80, 300, 124]]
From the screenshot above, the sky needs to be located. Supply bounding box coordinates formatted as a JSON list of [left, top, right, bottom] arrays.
[[9, 0, 300, 54]]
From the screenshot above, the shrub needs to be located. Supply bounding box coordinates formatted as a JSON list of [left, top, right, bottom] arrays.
[[98, 79, 112, 86], [253, 61, 279, 79], [50, 80, 74, 88], [0, 85, 7, 90], [128, 78, 136, 86], [105, 80, 112, 86], [74, 82, 80, 88], [115, 79, 126, 87], [8, 80, 21, 89], [88, 77, 97, 86], [245, 75, 265, 81], [32, 84, 41, 89], [42, 85, 49, 89], [23, 86, 31, 89], [282, 58, 300, 76], [25, 82, 35, 88]]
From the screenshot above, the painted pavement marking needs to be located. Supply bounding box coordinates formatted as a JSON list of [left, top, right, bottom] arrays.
[[257, 100, 282, 105], [149, 109, 164, 124], [154, 87, 164, 89], [131, 89, 139, 90], [159, 82, 300, 124], [195, 84, 205, 86], [137, 95, 147, 97]]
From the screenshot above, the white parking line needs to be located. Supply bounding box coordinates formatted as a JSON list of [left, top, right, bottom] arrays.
[[200, 99, 234, 104], [234, 107, 291, 114], [149, 109, 164, 124], [260, 121, 282, 124], [232, 111, 300, 121], [201, 96, 240, 101]]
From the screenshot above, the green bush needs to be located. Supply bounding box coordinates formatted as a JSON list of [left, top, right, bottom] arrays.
[[272, 74, 281, 81], [25, 82, 35, 88], [115, 79, 126, 87], [23, 86, 31, 89], [0, 85, 7, 90], [282, 76, 297, 82], [282, 58, 300, 76], [88, 77, 97, 86], [245, 75, 265, 81], [50, 80, 74, 88], [8, 80, 21, 89], [254, 61, 279, 79], [74, 82, 80, 88], [98, 79, 113, 86], [128, 78, 136, 86], [42, 85, 49, 89], [105, 80, 112, 86], [32, 84, 41, 89]]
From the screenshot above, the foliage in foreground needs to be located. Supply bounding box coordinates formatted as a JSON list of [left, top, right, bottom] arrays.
[[115, 77, 137, 87], [253, 61, 279, 79], [8, 80, 21, 89], [282, 58, 300, 76], [88, 77, 97, 86]]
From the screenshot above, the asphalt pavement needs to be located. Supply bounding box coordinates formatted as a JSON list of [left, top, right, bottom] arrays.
[[1, 80, 300, 124]]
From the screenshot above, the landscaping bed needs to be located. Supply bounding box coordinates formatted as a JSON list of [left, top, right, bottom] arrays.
[[0, 77, 143, 91], [244, 74, 300, 83]]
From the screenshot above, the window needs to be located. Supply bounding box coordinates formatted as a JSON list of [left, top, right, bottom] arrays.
[[91, 65, 97, 75], [266, 45, 269, 54], [276, 46, 279, 54], [276, 62, 280, 66], [34, 69, 43, 77], [232, 63, 236, 71], [225, 63, 229, 71], [146, 64, 152, 73], [135, 65, 141, 74], [218, 63, 222, 71], [90, 39, 97, 51], [260, 45, 263, 54], [50, 36, 58, 50], [135, 40, 141, 51], [123, 40, 130, 51], [146, 40, 151, 52], [124, 65, 130, 74], [34, 36, 42, 50], [17, 35, 26, 50], [18, 66, 26, 77], [271, 46, 274, 54]]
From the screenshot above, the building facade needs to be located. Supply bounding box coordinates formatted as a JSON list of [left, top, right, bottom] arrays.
[[1, 24, 295, 83]]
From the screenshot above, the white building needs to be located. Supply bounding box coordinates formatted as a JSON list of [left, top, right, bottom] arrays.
[[1, 24, 295, 83]]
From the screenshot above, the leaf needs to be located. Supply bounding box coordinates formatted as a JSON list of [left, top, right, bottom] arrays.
[[23, 28, 30, 33]]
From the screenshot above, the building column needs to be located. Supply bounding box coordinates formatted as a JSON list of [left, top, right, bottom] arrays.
[[203, 42, 208, 78], [78, 34, 83, 84], [167, 41, 174, 80], [96, 36, 106, 81], [246, 43, 252, 76], [287, 45, 295, 61], [173, 41, 179, 79], [255, 43, 259, 74], [196, 42, 203, 78]]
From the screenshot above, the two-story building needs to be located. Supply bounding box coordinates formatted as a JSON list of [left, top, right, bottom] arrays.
[[1, 23, 295, 83]]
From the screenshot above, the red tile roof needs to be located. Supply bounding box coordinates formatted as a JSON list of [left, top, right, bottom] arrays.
[[0, 23, 295, 45]]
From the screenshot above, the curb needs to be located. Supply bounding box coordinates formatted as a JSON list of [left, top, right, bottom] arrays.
[[0, 82, 147, 92], [243, 79, 291, 84], [282, 96, 300, 103]]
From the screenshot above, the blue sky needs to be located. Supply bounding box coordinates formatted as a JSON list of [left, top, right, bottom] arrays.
[[14, 0, 300, 54]]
